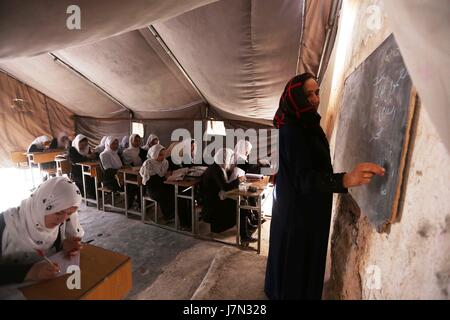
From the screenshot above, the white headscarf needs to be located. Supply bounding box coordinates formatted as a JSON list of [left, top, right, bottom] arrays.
[[140, 144, 168, 185], [214, 148, 234, 180], [1, 176, 84, 264], [94, 136, 107, 153], [120, 136, 129, 150], [143, 134, 159, 150], [232, 140, 252, 164], [171, 139, 198, 165], [122, 134, 142, 166], [99, 136, 123, 170], [72, 134, 90, 156], [56, 132, 69, 149], [29, 135, 51, 150]]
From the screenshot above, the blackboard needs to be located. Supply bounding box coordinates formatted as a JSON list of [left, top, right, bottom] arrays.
[[334, 34, 416, 231]]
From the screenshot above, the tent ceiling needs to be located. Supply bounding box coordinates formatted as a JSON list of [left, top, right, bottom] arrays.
[[0, 0, 334, 122], [0, 0, 218, 60], [154, 0, 305, 119], [53, 29, 203, 118]]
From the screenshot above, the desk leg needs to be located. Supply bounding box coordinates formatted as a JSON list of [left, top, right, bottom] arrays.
[[38, 163, 43, 182], [94, 176, 99, 210], [191, 186, 196, 234], [124, 173, 128, 217], [257, 195, 262, 255], [81, 166, 87, 205], [139, 184, 143, 221], [30, 165, 35, 188], [174, 185, 179, 230], [236, 195, 241, 246]]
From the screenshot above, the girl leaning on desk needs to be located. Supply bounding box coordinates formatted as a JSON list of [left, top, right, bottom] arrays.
[[0, 177, 84, 285]]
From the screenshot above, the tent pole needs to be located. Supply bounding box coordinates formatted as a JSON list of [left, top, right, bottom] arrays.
[[316, 0, 342, 83], [48, 53, 134, 118], [147, 25, 209, 111], [296, 0, 307, 75]]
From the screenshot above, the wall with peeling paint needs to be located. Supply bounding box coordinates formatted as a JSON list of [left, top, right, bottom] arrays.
[[320, 0, 450, 299]]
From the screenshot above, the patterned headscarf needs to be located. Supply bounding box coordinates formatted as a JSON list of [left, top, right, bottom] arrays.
[[273, 73, 321, 129]]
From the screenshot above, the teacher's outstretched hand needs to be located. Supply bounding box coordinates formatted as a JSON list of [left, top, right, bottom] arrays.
[[343, 162, 386, 188]]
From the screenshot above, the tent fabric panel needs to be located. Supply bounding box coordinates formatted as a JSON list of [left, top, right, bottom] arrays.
[[0, 72, 75, 167], [296, 0, 334, 75], [154, 0, 304, 120], [55, 30, 202, 115], [0, 55, 128, 118]]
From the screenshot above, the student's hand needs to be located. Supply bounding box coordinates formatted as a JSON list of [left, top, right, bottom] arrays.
[[238, 176, 247, 183], [25, 260, 60, 282], [343, 163, 385, 188], [63, 237, 83, 257]]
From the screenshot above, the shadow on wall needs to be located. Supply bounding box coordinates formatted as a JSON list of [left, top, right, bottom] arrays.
[[323, 193, 373, 300]]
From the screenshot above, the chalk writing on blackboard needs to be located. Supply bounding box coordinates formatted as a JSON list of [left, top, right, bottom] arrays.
[[334, 34, 415, 231]]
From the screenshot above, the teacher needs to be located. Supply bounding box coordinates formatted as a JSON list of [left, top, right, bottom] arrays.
[[265, 73, 385, 300]]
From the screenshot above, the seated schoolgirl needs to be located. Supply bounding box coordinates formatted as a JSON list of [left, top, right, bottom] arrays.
[[0, 177, 84, 285]]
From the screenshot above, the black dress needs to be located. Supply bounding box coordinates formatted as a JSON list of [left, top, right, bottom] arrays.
[[139, 148, 147, 164], [201, 163, 250, 237], [145, 174, 175, 220], [264, 121, 348, 300], [49, 138, 72, 150], [68, 147, 96, 198]]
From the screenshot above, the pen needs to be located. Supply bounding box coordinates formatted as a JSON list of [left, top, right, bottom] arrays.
[[35, 249, 60, 273]]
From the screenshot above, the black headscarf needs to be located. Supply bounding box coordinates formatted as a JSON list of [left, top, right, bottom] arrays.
[[273, 73, 321, 129]]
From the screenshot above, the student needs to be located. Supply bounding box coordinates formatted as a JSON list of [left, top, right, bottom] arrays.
[[99, 136, 123, 192], [50, 132, 71, 150], [167, 138, 198, 171], [0, 176, 84, 285], [93, 136, 107, 154], [27, 135, 52, 153], [121, 134, 146, 166], [200, 148, 255, 243], [68, 134, 97, 198], [140, 144, 175, 221], [232, 140, 270, 174], [265, 73, 385, 300], [143, 134, 159, 151], [232, 140, 264, 229], [119, 135, 129, 155]]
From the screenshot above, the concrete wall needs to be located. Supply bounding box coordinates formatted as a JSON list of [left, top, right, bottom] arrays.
[[320, 0, 450, 299]]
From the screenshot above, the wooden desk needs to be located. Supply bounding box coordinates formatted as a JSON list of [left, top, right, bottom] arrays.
[[10, 151, 28, 168], [76, 161, 100, 210], [19, 244, 132, 300], [27, 149, 65, 186], [118, 167, 144, 218], [164, 178, 201, 234], [224, 176, 271, 254], [27, 149, 65, 164]]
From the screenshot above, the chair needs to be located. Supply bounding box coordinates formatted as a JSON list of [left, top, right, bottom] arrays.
[[97, 162, 125, 213], [142, 194, 159, 224], [55, 156, 72, 177]]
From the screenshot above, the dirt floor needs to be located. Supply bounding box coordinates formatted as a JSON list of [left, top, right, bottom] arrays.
[[77, 203, 270, 300]]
